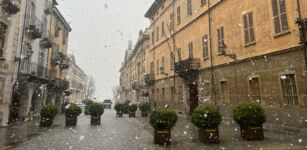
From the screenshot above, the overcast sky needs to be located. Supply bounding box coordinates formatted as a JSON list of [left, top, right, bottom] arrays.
[[57, 0, 154, 100]]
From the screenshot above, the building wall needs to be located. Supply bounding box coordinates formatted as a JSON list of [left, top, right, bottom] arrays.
[[141, 0, 307, 130]]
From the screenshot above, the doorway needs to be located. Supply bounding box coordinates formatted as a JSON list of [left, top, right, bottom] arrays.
[[188, 83, 198, 114]]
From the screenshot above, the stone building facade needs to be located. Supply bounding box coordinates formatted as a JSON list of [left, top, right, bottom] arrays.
[[0, 0, 24, 126], [121, 0, 307, 132], [119, 29, 150, 103], [66, 54, 88, 104]]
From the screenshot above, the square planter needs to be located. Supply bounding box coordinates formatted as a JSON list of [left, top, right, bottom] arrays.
[[65, 117, 77, 126], [129, 112, 136, 117], [198, 128, 220, 144], [91, 116, 101, 125], [40, 117, 53, 127], [154, 128, 171, 146], [240, 125, 264, 140], [141, 111, 148, 117], [116, 111, 123, 117]]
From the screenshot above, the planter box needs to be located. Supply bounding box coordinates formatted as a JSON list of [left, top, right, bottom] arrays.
[[154, 128, 171, 146], [141, 111, 148, 117], [65, 117, 77, 126], [240, 125, 264, 140], [40, 117, 53, 127], [116, 111, 123, 117], [198, 128, 220, 144], [129, 112, 136, 117], [91, 116, 101, 125]]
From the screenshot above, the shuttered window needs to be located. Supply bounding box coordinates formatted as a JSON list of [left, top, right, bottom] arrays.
[[0, 22, 7, 57], [170, 13, 174, 30], [217, 27, 225, 53], [187, 0, 192, 16], [161, 22, 165, 37], [243, 12, 255, 44], [156, 26, 159, 41], [202, 35, 208, 58], [272, 0, 288, 34], [188, 42, 193, 58], [177, 6, 181, 25]]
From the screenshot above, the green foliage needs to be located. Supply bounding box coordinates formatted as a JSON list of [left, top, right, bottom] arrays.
[[89, 103, 104, 117], [41, 104, 58, 119], [139, 102, 150, 112], [114, 103, 124, 111], [123, 100, 131, 114], [191, 105, 222, 128], [150, 107, 178, 129], [64, 104, 82, 118], [128, 103, 138, 112], [82, 99, 94, 115], [233, 102, 266, 126]]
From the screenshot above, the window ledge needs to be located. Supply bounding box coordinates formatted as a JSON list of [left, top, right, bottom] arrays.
[[217, 52, 225, 56], [244, 42, 256, 47], [0, 57, 6, 61], [203, 57, 209, 61], [273, 30, 291, 38]]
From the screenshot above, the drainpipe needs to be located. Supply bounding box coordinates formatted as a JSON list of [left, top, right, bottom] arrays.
[[208, 0, 216, 105], [296, 0, 307, 70]]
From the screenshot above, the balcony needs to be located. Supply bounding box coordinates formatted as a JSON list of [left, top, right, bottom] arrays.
[[40, 33, 53, 48], [26, 17, 42, 39], [47, 78, 70, 93], [144, 74, 155, 86], [52, 52, 65, 65], [18, 60, 49, 84], [60, 63, 69, 69], [174, 58, 200, 78], [2, 0, 20, 14], [132, 80, 141, 90]]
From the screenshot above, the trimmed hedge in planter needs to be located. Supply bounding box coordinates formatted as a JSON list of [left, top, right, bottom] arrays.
[[192, 105, 222, 144], [114, 103, 124, 117], [139, 102, 150, 117], [89, 103, 104, 125], [40, 104, 58, 127], [123, 100, 131, 114], [150, 107, 178, 146], [64, 104, 82, 126], [233, 102, 266, 140], [128, 104, 138, 117]]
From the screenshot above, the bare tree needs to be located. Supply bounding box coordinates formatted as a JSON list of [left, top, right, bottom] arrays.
[[85, 76, 96, 100]]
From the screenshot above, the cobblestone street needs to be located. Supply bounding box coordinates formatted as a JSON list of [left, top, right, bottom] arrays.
[[0, 108, 306, 150]]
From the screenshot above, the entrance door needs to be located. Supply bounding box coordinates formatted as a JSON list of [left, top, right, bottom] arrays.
[[189, 84, 198, 114], [220, 81, 230, 104]]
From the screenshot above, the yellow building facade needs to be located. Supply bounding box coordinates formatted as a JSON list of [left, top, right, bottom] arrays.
[[140, 0, 307, 131]]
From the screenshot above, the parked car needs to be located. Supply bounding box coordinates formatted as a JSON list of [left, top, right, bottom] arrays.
[[103, 99, 112, 108]]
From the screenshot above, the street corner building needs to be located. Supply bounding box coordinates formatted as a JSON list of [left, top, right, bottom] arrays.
[[119, 0, 307, 134], [0, 0, 88, 127]]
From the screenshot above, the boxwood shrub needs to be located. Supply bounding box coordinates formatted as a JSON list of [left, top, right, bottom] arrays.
[[89, 103, 104, 117], [128, 104, 138, 112], [41, 104, 58, 119], [150, 107, 178, 129], [191, 105, 222, 128], [64, 104, 82, 118], [233, 102, 266, 126], [139, 102, 150, 112], [114, 103, 124, 112]]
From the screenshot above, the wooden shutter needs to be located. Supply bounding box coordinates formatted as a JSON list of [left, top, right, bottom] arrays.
[[0, 23, 7, 57], [272, 0, 281, 33], [248, 13, 255, 42], [279, 0, 288, 31]]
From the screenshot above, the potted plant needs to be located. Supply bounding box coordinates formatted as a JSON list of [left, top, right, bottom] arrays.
[[139, 102, 150, 117], [128, 103, 138, 117], [89, 103, 104, 125], [40, 104, 58, 127], [191, 105, 222, 144], [150, 107, 178, 146], [123, 100, 131, 114], [114, 103, 124, 117], [82, 99, 94, 115], [233, 102, 266, 140], [64, 104, 82, 126]]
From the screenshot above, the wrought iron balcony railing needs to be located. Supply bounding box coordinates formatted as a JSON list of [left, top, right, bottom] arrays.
[[19, 60, 47, 79], [26, 16, 42, 39], [132, 80, 142, 90], [144, 74, 155, 86], [47, 78, 70, 93], [2, 0, 20, 14], [40, 32, 54, 48], [174, 58, 200, 78]]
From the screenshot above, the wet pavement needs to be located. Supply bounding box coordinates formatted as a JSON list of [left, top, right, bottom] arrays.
[[0, 108, 306, 150]]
